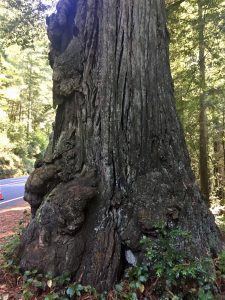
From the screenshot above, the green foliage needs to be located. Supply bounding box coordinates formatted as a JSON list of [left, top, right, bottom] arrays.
[[1, 223, 225, 299], [216, 250, 225, 276], [0, 12, 54, 177], [0, 151, 24, 178], [20, 271, 70, 299], [44, 293, 62, 300], [52, 272, 71, 287], [19, 271, 99, 300], [167, 0, 225, 204], [197, 288, 214, 300], [215, 214, 225, 236], [107, 225, 219, 299], [1, 210, 29, 273], [140, 225, 216, 298], [1, 234, 20, 267], [66, 284, 84, 297], [0, 0, 52, 48]]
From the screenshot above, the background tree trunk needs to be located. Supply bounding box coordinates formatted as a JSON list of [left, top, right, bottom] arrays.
[[213, 140, 225, 201], [198, 0, 210, 204], [18, 0, 222, 291]]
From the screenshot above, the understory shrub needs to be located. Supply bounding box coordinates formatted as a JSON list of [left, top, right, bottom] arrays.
[[1, 223, 225, 299]]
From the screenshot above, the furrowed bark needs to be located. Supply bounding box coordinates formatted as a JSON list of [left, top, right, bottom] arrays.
[[17, 0, 222, 291]]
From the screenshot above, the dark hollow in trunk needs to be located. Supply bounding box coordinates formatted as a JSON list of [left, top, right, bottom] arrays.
[[18, 0, 222, 291]]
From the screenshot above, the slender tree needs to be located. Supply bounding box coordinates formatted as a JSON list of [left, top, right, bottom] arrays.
[[198, 0, 210, 204], [168, 0, 225, 202], [18, 0, 222, 291]]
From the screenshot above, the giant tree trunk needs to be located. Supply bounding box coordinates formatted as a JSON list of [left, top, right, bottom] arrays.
[[18, 0, 222, 291]]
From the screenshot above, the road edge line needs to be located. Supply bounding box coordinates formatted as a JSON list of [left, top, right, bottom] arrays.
[[0, 196, 24, 206]]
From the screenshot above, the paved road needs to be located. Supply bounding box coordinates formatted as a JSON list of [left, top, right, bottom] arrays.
[[0, 176, 29, 210]]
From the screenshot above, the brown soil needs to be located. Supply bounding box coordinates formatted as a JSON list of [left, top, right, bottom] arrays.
[[0, 202, 224, 299], [0, 202, 30, 299], [0, 202, 30, 244]]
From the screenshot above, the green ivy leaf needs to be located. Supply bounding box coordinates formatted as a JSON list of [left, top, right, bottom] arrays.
[[66, 287, 75, 297], [115, 283, 123, 292]]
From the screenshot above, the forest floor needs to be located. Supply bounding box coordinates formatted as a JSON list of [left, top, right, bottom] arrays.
[[0, 204, 224, 299], [0, 202, 30, 299], [0, 203, 30, 246]]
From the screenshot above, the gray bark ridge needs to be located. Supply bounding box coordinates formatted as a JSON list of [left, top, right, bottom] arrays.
[[18, 0, 222, 291]]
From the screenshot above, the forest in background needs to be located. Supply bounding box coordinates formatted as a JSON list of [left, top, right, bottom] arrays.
[[0, 0, 224, 207], [0, 0, 55, 178], [168, 0, 225, 206]]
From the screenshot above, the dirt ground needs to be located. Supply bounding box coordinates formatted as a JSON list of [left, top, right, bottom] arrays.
[[0, 203, 30, 245], [0, 202, 30, 299], [0, 203, 224, 299]]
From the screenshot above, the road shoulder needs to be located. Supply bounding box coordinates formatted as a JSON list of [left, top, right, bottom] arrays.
[[0, 202, 30, 247]]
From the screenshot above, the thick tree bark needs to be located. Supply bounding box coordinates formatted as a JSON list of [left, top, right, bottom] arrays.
[[18, 0, 222, 291]]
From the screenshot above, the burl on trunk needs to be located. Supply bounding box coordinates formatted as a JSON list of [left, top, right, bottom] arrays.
[[18, 0, 222, 291]]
